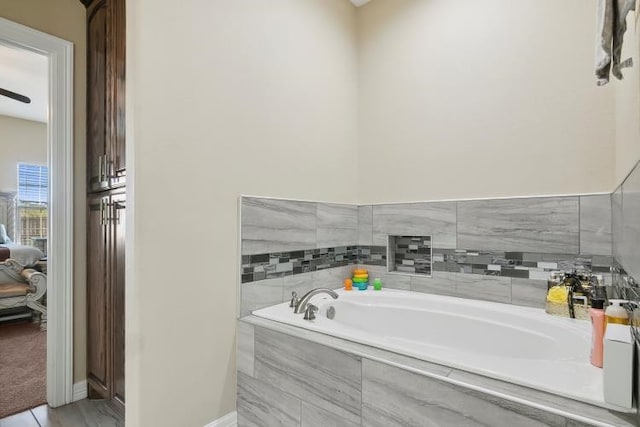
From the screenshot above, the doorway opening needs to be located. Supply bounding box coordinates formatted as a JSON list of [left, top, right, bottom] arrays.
[[0, 17, 74, 412]]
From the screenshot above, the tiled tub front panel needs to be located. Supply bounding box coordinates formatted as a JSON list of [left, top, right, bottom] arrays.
[[237, 321, 629, 427]]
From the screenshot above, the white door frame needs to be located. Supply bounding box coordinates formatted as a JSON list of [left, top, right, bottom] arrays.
[[0, 17, 74, 408]]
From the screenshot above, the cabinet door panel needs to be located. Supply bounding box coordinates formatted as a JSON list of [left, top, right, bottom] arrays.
[[112, 192, 126, 404], [87, 194, 110, 397], [87, 0, 108, 192], [112, 0, 126, 184]]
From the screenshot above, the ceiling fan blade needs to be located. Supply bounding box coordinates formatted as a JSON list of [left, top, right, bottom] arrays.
[[0, 88, 31, 104]]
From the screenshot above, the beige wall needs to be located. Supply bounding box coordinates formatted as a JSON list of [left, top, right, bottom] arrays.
[[0, 115, 47, 192], [357, 0, 617, 203], [0, 0, 87, 382], [126, 0, 358, 425], [615, 12, 640, 186]]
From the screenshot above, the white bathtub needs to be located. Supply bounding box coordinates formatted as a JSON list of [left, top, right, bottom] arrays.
[[252, 288, 616, 411]]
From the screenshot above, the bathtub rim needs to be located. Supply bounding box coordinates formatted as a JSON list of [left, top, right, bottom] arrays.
[[240, 315, 637, 427]]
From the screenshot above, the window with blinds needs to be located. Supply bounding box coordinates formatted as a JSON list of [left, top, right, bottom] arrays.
[[17, 164, 48, 247]]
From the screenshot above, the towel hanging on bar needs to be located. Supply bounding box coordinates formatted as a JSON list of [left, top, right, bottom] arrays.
[[595, 0, 636, 86]]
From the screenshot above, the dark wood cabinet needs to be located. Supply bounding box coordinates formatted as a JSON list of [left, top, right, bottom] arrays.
[[83, 0, 126, 412], [86, 190, 125, 409], [85, 0, 126, 192], [86, 194, 109, 397], [86, 0, 108, 192], [112, 193, 126, 406]]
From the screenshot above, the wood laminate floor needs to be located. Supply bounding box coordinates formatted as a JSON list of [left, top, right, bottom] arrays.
[[0, 400, 123, 427]]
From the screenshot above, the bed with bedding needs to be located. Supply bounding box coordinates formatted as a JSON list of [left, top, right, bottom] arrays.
[[0, 219, 45, 267], [0, 243, 44, 267]]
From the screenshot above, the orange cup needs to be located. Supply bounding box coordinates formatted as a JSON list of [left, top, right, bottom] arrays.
[[344, 278, 353, 290]]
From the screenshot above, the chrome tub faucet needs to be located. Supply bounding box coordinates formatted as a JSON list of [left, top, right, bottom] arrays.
[[294, 288, 339, 315]]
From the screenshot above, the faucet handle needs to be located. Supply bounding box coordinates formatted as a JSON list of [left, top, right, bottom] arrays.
[[289, 291, 299, 309], [303, 304, 318, 321]]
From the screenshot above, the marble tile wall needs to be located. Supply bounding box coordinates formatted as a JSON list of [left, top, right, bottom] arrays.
[[241, 198, 357, 255], [611, 162, 640, 362], [457, 197, 580, 253], [617, 163, 640, 280], [364, 266, 546, 308], [237, 321, 629, 427], [371, 202, 457, 248], [580, 194, 613, 256], [240, 197, 360, 317], [240, 265, 352, 317], [359, 195, 612, 257], [241, 198, 317, 255]]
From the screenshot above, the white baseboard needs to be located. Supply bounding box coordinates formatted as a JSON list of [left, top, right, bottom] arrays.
[[204, 411, 237, 427], [72, 380, 88, 402]]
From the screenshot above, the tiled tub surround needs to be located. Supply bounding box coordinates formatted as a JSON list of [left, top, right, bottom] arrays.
[[240, 194, 613, 315], [612, 161, 640, 283], [610, 161, 640, 427], [237, 317, 636, 427]]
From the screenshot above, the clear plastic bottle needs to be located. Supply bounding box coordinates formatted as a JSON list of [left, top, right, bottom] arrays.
[[605, 299, 629, 329]]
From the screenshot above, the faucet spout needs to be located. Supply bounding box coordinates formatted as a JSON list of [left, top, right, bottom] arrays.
[[294, 288, 339, 314]]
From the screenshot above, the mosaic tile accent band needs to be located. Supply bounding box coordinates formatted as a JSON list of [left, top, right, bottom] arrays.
[[431, 248, 612, 280], [241, 243, 613, 284], [241, 246, 387, 284]]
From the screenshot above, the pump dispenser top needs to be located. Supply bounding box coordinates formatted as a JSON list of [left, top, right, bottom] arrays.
[[605, 300, 629, 327]]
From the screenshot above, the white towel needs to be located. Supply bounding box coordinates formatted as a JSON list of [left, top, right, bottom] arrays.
[[595, 0, 636, 86]]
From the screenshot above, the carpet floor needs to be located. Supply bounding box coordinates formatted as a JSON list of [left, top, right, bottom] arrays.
[[0, 321, 46, 419]]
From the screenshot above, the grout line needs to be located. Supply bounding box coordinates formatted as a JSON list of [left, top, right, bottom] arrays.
[[360, 354, 364, 425], [29, 408, 42, 427], [578, 195, 581, 255], [612, 158, 640, 194], [455, 200, 459, 250], [315, 204, 320, 250], [610, 192, 615, 258]]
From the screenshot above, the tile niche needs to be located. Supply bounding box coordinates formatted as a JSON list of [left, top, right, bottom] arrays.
[[387, 235, 432, 276]]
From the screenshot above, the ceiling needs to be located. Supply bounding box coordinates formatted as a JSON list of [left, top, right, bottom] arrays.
[[350, 0, 372, 6], [0, 43, 48, 123]]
